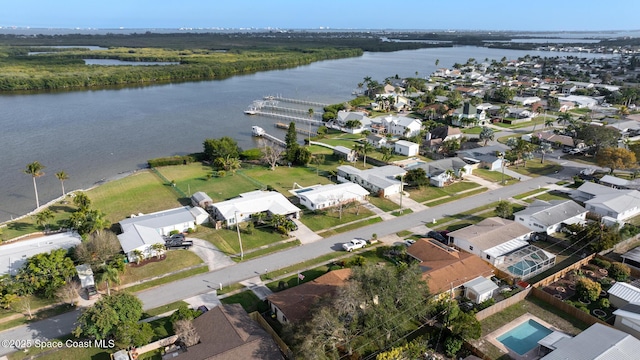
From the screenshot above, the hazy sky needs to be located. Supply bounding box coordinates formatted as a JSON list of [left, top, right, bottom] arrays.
[[2, 0, 639, 31]]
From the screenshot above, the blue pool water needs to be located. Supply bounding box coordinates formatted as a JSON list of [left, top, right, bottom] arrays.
[[497, 319, 553, 355], [508, 260, 537, 276]]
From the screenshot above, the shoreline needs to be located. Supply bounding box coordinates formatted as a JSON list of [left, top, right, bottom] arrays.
[[0, 168, 144, 228]]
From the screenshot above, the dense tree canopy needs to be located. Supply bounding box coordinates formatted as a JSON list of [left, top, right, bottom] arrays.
[[287, 264, 432, 359], [15, 249, 76, 298], [203, 136, 241, 162], [74, 292, 153, 348], [596, 147, 637, 173]]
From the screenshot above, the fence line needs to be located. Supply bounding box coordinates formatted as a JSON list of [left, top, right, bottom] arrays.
[[150, 167, 188, 199]]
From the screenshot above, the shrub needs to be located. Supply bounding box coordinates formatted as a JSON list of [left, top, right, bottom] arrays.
[[444, 336, 463, 358], [599, 277, 612, 287], [186, 227, 195, 234], [240, 148, 263, 161], [328, 264, 342, 272], [591, 257, 611, 270], [609, 262, 631, 282], [347, 256, 366, 267], [169, 230, 180, 236], [147, 155, 195, 167], [576, 277, 601, 302], [477, 298, 496, 310], [598, 298, 610, 309]]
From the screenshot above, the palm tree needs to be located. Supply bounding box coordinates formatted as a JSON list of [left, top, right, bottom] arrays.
[[252, 212, 266, 225], [151, 243, 166, 259], [557, 112, 572, 127], [132, 249, 144, 265], [55, 171, 69, 197], [359, 142, 374, 167], [498, 105, 509, 123], [379, 146, 393, 162], [34, 209, 54, 232], [24, 161, 45, 209], [312, 154, 325, 176], [544, 118, 555, 128], [96, 266, 120, 296]]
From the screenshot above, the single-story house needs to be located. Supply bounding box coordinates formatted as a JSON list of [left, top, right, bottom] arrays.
[[406, 239, 494, 296], [558, 95, 598, 108], [117, 224, 166, 263], [394, 140, 420, 157], [335, 110, 371, 128], [512, 96, 541, 106], [462, 276, 499, 304], [210, 190, 300, 227], [448, 217, 533, 266], [582, 187, 640, 222], [524, 131, 581, 148], [621, 246, 640, 269], [295, 183, 369, 211], [608, 282, 640, 309], [458, 145, 504, 171], [119, 206, 207, 236], [337, 165, 406, 197], [514, 200, 587, 235], [267, 268, 351, 324], [426, 126, 462, 147], [540, 323, 640, 360], [613, 303, 640, 339], [599, 175, 640, 190], [161, 304, 284, 360], [333, 145, 357, 162], [191, 191, 213, 209], [409, 157, 473, 187]]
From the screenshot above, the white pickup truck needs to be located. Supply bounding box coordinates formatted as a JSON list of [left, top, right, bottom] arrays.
[[342, 239, 367, 252]]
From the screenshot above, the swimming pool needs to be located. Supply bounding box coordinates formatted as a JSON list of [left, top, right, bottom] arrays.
[[497, 319, 553, 355]]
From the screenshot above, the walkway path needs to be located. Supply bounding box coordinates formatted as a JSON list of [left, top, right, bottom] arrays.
[[188, 238, 236, 271], [362, 201, 395, 221], [464, 174, 502, 191], [387, 192, 428, 212]]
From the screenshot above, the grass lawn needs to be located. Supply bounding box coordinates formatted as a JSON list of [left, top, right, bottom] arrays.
[[220, 290, 268, 313], [143, 300, 190, 318], [88, 170, 181, 223], [562, 154, 598, 165], [238, 240, 301, 262], [241, 164, 333, 194], [124, 267, 208, 294], [0, 303, 75, 332], [317, 217, 383, 237], [409, 181, 484, 204], [196, 224, 289, 255], [157, 164, 262, 202], [494, 117, 547, 129], [1, 201, 78, 242], [473, 297, 587, 359], [509, 161, 562, 178], [513, 189, 547, 200], [391, 208, 413, 216], [301, 206, 375, 232], [406, 186, 448, 203], [462, 126, 483, 134], [367, 196, 400, 212], [496, 134, 521, 144], [118, 250, 203, 286], [532, 191, 573, 202], [473, 169, 516, 184]]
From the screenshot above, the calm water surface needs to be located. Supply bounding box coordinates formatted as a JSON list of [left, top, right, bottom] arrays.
[[0, 47, 615, 222]]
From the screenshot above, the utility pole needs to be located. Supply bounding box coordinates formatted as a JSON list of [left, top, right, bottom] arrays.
[[234, 211, 244, 260]]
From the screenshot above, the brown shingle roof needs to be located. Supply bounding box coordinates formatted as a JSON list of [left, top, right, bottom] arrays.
[[266, 268, 351, 323], [170, 304, 283, 360], [407, 239, 493, 293]]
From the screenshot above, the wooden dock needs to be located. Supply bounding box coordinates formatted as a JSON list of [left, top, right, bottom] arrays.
[[275, 122, 317, 136], [264, 95, 328, 107], [252, 110, 323, 125]]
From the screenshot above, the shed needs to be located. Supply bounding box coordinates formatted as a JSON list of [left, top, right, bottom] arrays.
[[394, 140, 420, 157], [608, 282, 640, 309], [462, 276, 498, 304], [191, 191, 213, 209]]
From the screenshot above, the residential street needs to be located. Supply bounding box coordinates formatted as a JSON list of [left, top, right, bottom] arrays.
[[0, 160, 585, 357]]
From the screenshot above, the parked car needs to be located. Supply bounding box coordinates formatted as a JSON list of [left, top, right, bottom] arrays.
[[404, 239, 416, 247], [569, 148, 582, 155], [165, 238, 193, 249], [342, 239, 367, 252], [86, 285, 98, 299]]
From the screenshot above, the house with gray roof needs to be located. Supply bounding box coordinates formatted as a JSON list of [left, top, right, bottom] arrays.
[[462, 276, 498, 304], [571, 182, 640, 222], [458, 145, 504, 171], [514, 200, 587, 235], [599, 175, 640, 190], [409, 157, 472, 187], [540, 323, 640, 360], [191, 191, 213, 209], [448, 217, 533, 266], [295, 183, 369, 211], [337, 165, 406, 197], [608, 282, 640, 309], [333, 145, 357, 162]]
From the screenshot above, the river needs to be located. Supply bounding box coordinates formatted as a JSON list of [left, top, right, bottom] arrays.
[[0, 46, 615, 222]]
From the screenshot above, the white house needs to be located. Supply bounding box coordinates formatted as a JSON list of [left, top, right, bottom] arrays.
[[366, 134, 387, 148], [540, 323, 640, 360], [410, 157, 473, 187], [377, 115, 422, 137], [333, 145, 357, 162], [394, 140, 420, 156], [337, 165, 406, 197], [512, 96, 541, 106], [210, 190, 300, 227], [463, 276, 499, 304], [117, 206, 208, 263], [448, 217, 533, 266], [458, 145, 504, 171], [295, 183, 369, 211], [581, 187, 640, 222], [558, 95, 598, 108], [119, 206, 206, 236], [514, 200, 588, 235]]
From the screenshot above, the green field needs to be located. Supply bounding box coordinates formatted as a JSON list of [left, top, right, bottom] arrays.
[[473, 168, 516, 183], [300, 206, 375, 232], [118, 250, 204, 286], [88, 170, 181, 223]]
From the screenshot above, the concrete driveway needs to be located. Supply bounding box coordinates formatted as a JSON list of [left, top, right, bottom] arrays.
[[188, 238, 235, 271]]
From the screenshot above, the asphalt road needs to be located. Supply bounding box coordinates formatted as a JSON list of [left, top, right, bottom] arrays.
[[0, 157, 585, 357]]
